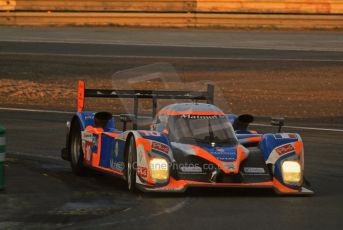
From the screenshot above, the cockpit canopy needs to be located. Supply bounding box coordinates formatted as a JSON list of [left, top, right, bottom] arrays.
[[152, 103, 237, 145]]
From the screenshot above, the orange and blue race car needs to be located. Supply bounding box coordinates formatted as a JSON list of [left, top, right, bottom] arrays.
[[61, 81, 313, 195]]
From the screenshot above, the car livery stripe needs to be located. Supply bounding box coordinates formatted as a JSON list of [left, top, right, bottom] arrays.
[[234, 144, 249, 173], [104, 132, 120, 138], [147, 177, 300, 193], [294, 141, 304, 155], [150, 177, 274, 190], [85, 126, 104, 134], [243, 136, 262, 143], [95, 165, 124, 176], [272, 177, 299, 193]]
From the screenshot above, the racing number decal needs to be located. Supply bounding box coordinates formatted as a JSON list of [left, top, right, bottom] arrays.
[[82, 131, 93, 164], [84, 141, 92, 164], [137, 166, 148, 177], [137, 144, 148, 180]]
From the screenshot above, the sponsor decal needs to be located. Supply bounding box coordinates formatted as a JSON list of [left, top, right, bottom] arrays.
[[216, 156, 236, 162], [180, 166, 203, 173], [210, 147, 237, 162], [84, 114, 95, 120], [216, 147, 225, 153], [288, 134, 298, 139], [91, 135, 98, 153], [81, 132, 94, 163], [140, 131, 161, 137], [110, 160, 124, 171], [243, 167, 265, 174], [85, 142, 92, 163], [81, 131, 93, 142], [275, 144, 294, 156], [181, 114, 225, 120], [137, 166, 148, 178], [274, 133, 297, 139], [152, 142, 169, 154], [274, 134, 283, 139], [223, 163, 236, 171]]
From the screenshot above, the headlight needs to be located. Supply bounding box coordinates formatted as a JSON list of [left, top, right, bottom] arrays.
[[149, 158, 169, 182], [281, 161, 302, 184]]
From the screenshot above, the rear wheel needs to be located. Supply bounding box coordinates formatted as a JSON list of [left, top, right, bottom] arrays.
[[126, 137, 137, 192], [70, 120, 87, 176]]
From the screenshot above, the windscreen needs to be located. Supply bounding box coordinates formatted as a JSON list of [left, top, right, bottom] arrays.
[[169, 115, 237, 145]]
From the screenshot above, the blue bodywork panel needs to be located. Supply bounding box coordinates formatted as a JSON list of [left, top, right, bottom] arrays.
[[201, 145, 238, 162], [260, 134, 298, 161], [260, 133, 300, 188], [99, 134, 115, 168], [226, 114, 237, 125], [75, 111, 116, 131]]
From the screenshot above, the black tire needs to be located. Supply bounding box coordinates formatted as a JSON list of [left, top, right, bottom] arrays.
[[70, 120, 87, 176], [126, 137, 137, 192]]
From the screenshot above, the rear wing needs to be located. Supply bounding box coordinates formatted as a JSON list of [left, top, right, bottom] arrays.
[[77, 80, 214, 129]]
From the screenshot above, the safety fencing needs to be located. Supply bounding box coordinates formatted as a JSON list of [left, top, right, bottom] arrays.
[[1, 0, 343, 29], [1, 12, 342, 29], [1, 0, 343, 14], [1, 0, 195, 12], [197, 0, 343, 14]]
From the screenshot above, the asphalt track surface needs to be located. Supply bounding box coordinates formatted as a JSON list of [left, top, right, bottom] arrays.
[[1, 41, 343, 61], [1, 110, 343, 230], [1, 29, 343, 229]]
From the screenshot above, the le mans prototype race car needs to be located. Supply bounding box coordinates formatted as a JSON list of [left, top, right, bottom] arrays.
[[61, 81, 313, 195]]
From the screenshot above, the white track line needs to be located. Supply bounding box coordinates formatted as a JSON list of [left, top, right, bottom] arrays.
[[0, 107, 74, 114], [1, 51, 342, 62], [252, 123, 343, 132], [8, 151, 61, 161], [1, 107, 343, 133]]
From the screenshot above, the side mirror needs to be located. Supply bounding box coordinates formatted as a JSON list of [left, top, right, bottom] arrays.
[[271, 117, 285, 132], [119, 114, 134, 131], [232, 114, 254, 131]]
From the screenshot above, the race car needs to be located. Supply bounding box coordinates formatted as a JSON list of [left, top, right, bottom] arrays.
[[61, 81, 313, 195]]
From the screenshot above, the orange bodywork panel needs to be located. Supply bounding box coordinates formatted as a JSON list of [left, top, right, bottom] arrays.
[[150, 177, 300, 193], [192, 144, 248, 174], [243, 136, 262, 143]]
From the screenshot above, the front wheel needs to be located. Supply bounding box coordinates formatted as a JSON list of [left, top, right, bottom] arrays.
[[126, 137, 137, 192], [70, 120, 87, 176]]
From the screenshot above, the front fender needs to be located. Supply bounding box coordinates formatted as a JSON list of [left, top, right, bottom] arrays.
[[120, 130, 173, 187], [260, 133, 304, 189]]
